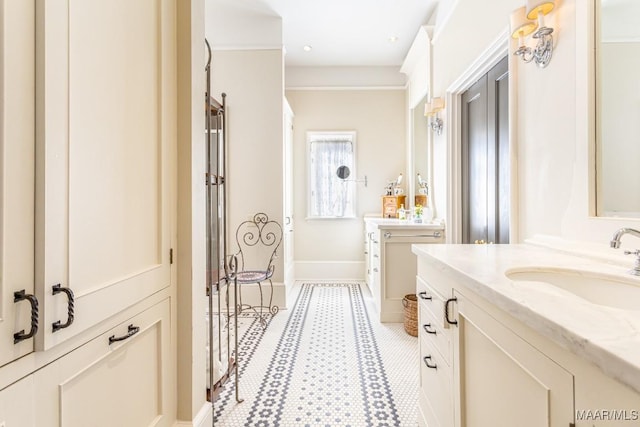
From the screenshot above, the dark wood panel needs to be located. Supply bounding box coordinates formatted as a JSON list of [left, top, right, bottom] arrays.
[[461, 57, 509, 245]]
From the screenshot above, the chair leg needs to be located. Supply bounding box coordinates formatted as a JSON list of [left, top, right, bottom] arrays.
[[268, 279, 279, 315], [237, 283, 243, 314], [257, 281, 265, 326]]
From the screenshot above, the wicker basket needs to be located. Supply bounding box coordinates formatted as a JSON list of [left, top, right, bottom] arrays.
[[402, 294, 418, 337]]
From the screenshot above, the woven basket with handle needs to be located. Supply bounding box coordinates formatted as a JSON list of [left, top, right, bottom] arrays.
[[402, 294, 418, 337]]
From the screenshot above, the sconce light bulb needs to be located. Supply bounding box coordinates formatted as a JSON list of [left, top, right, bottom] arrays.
[[537, 9, 545, 28]]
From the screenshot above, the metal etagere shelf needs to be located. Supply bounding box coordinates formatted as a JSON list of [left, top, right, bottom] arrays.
[[206, 39, 242, 411]]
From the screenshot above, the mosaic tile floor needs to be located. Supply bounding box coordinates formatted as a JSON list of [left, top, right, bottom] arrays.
[[213, 282, 419, 427]]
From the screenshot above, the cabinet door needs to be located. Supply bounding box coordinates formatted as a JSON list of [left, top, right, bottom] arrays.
[[379, 231, 443, 322], [369, 230, 381, 310], [453, 291, 574, 427], [0, 375, 36, 427], [34, 299, 172, 427], [0, 0, 36, 367], [35, 0, 176, 350]]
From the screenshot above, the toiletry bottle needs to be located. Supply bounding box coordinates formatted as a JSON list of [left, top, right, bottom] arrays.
[[398, 204, 406, 220]]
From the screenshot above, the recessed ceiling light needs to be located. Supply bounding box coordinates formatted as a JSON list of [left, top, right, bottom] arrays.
[[303, 45, 313, 52], [388, 36, 399, 43]]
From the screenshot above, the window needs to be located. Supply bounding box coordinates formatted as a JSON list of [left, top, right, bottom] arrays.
[[307, 131, 356, 218]]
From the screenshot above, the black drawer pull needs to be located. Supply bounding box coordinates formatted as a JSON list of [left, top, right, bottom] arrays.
[[52, 284, 75, 333], [14, 290, 39, 344], [423, 355, 437, 370], [418, 291, 432, 301], [423, 323, 437, 335], [108, 324, 140, 345], [445, 297, 458, 325]]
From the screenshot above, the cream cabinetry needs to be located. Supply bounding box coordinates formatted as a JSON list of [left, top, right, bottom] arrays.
[[1, 0, 176, 353], [416, 276, 453, 427], [365, 219, 444, 322], [417, 260, 574, 427], [34, 299, 172, 427], [0, 375, 36, 427], [364, 221, 380, 292], [0, 0, 36, 369], [452, 291, 574, 427], [35, 0, 176, 351], [415, 248, 640, 427], [0, 0, 178, 425]]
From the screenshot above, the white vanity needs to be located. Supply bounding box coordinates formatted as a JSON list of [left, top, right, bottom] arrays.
[[364, 218, 444, 322], [413, 243, 640, 427]]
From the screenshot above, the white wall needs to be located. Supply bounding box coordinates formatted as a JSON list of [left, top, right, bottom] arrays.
[[430, 0, 640, 248], [285, 89, 406, 279], [211, 49, 285, 282], [286, 66, 405, 89], [206, 0, 282, 49]]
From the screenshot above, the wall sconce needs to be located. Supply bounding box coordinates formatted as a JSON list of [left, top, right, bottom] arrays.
[[424, 97, 444, 135], [510, 1, 555, 68]]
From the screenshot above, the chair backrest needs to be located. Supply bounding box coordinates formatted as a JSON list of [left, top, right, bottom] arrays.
[[234, 213, 283, 275]]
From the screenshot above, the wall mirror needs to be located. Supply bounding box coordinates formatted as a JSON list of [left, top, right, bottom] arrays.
[[596, 0, 640, 217], [336, 165, 351, 180], [411, 94, 429, 207]]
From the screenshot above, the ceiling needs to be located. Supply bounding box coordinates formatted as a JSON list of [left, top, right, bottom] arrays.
[[207, 0, 439, 67]]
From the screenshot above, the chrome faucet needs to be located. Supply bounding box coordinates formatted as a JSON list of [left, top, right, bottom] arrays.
[[610, 228, 640, 276], [610, 228, 640, 248]]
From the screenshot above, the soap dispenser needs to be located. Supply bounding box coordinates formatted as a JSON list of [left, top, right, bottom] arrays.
[[398, 204, 407, 220]]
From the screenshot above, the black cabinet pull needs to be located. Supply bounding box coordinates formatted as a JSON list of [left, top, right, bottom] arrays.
[[418, 291, 432, 301], [52, 284, 75, 333], [423, 355, 437, 370], [423, 323, 437, 335], [108, 324, 140, 345], [14, 290, 39, 344], [445, 297, 458, 325]]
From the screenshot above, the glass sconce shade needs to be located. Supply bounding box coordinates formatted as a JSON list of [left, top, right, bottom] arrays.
[[526, 0, 555, 20], [510, 6, 537, 39], [430, 97, 444, 113], [424, 102, 432, 117]]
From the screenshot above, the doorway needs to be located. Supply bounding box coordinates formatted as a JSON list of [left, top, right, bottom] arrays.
[[461, 56, 509, 244]]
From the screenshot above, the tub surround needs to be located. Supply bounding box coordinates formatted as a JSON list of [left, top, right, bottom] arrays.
[[412, 243, 640, 395]]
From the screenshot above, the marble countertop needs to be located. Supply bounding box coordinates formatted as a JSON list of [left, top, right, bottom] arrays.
[[411, 243, 640, 394], [364, 217, 445, 230]]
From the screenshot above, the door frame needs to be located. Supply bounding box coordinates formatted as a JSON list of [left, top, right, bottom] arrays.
[[444, 28, 520, 244]]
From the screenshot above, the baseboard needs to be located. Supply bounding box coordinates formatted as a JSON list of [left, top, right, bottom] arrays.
[[173, 402, 211, 427], [295, 261, 365, 281]]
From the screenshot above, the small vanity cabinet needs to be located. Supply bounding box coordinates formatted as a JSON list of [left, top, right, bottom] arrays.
[[414, 244, 640, 427], [381, 195, 406, 218], [416, 257, 576, 427], [364, 218, 444, 322]]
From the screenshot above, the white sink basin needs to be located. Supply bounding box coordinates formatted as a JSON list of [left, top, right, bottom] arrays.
[[505, 268, 640, 310]]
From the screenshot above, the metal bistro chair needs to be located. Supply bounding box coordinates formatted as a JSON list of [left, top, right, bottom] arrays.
[[234, 213, 282, 325]]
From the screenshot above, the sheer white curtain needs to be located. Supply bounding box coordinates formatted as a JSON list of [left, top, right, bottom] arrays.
[[308, 133, 355, 218]]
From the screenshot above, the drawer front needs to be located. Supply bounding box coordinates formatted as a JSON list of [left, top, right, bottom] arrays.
[[420, 334, 453, 427], [0, 374, 36, 426], [417, 276, 447, 330], [419, 303, 451, 364], [417, 257, 454, 298], [34, 298, 172, 427], [417, 276, 452, 364]]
